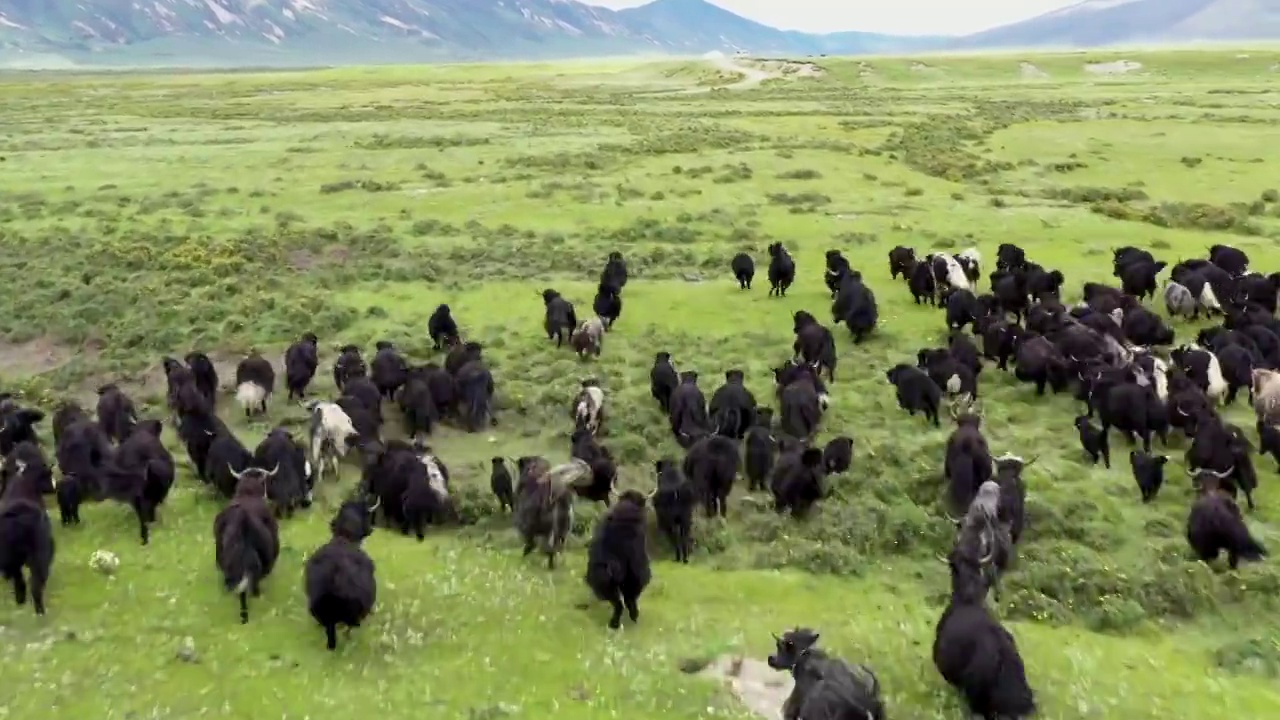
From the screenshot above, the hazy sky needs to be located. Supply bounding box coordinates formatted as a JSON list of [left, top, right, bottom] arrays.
[[588, 0, 1081, 36]]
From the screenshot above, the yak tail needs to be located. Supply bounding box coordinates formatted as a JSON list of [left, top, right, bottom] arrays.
[[236, 382, 266, 410]]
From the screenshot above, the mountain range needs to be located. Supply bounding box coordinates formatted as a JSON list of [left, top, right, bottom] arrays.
[[0, 0, 1277, 68]]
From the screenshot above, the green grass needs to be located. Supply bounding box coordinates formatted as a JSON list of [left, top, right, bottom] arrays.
[[4, 48, 1280, 718]]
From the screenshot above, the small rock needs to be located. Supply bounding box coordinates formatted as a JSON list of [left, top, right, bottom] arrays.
[[682, 273, 704, 282], [176, 636, 198, 663]]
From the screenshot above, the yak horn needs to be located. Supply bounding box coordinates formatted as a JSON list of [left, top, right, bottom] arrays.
[[934, 553, 948, 564], [645, 488, 657, 499], [1023, 455, 1040, 468], [14, 459, 25, 476], [267, 462, 280, 477], [368, 496, 382, 513], [229, 463, 246, 480]]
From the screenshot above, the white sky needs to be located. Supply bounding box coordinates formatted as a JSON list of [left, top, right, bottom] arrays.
[[587, 0, 1081, 36]]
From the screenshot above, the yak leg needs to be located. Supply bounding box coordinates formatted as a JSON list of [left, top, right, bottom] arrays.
[[606, 593, 624, 629]]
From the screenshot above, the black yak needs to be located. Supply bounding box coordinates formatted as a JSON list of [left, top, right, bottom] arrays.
[[213, 468, 281, 623], [650, 458, 694, 563], [584, 489, 652, 629], [234, 351, 275, 418], [0, 446, 56, 615], [428, 304, 460, 350], [304, 496, 379, 650], [933, 551, 1036, 720], [284, 333, 320, 401], [731, 252, 755, 289], [767, 628, 885, 720]]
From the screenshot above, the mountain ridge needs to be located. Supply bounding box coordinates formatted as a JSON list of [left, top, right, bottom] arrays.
[[2, 0, 1280, 67], [0, 0, 944, 67]]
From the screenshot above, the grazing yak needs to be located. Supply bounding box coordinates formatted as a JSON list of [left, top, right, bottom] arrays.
[[668, 371, 710, 445], [427, 304, 460, 350], [569, 427, 618, 506], [770, 446, 827, 518], [824, 249, 851, 296], [284, 333, 320, 401], [254, 428, 312, 519], [592, 282, 623, 330], [888, 245, 916, 280], [574, 379, 606, 437], [304, 496, 378, 651], [1129, 451, 1168, 503], [0, 404, 45, 457], [944, 412, 993, 513], [213, 468, 281, 624], [731, 252, 755, 290], [184, 352, 219, 405], [362, 440, 454, 539], [584, 490, 652, 629], [832, 273, 879, 344], [683, 434, 738, 518], [709, 369, 756, 439], [1164, 281, 1198, 320], [823, 436, 854, 475], [95, 383, 137, 444], [307, 400, 360, 485], [542, 289, 578, 348], [650, 458, 694, 563], [767, 242, 796, 297], [768, 628, 885, 720], [570, 316, 605, 359], [331, 345, 368, 396], [908, 258, 937, 305], [489, 457, 514, 512], [1074, 415, 1110, 468], [600, 250, 628, 291], [455, 355, 496, 432], [399, 365, 439, 442], [235, 351, 275, 418], [886, 363, 942, 427], [744, 408, 776, 491], [370, 340, 409, 401], [933, 550, 1036, 720], [794, 310, 838, 383], [513, 456, 582, 570], [776, 363, 827, 441], [0, 447, 56, 616], [649, 352, 679, 413], [1187, 475, 1266, 570]]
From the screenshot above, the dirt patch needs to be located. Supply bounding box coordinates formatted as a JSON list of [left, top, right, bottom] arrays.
[[0, 336, 77, 378], [288, 249, 319, 271], [856, 61, 874, 78], [686, 654, 791, 719], [910, 61, 939, 73], [1020, 62, 1049, 79], [1084, 60, 1143, 75], [748, 58, 825, 78]]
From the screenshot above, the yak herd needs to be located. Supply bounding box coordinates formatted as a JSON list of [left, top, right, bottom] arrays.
[[0, 235, 1274, 718]]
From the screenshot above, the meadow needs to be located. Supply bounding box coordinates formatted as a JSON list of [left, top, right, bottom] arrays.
[[3, 48, 1280, 718]]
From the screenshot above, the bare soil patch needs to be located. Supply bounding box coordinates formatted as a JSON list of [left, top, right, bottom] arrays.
[[1084, 60, 1143, 75], [1020, 62, 1050, 79], [0, 336, 76, 378], [685, 654, 791, 719]]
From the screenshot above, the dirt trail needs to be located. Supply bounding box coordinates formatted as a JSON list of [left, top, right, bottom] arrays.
[[707, 54, 779, 89]]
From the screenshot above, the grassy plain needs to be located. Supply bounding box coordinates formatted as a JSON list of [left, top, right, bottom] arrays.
[[3, 49, 1280, 718]]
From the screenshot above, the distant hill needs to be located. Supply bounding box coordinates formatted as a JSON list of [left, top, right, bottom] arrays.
[[955, 0, 1280, 48], [0, 0, 945, 68]]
